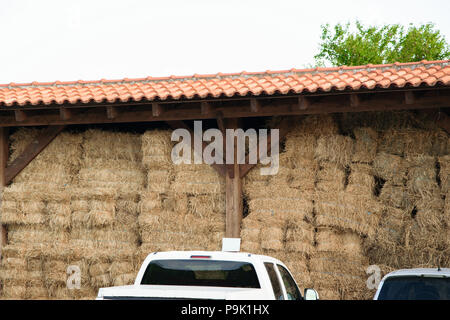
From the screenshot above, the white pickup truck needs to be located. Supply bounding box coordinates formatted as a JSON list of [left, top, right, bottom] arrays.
[[374, 268, 450, 300], [97, 250, 319, 300]]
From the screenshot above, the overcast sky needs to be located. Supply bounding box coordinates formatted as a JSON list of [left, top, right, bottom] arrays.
[[1, 0, 449, 84]]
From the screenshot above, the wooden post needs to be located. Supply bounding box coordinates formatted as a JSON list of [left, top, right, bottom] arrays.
[[0, 127, 9, 260], [224, 118, 243, 238]]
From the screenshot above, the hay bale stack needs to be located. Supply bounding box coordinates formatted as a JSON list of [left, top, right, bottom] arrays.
[[138, 130, 225, 258], [0, 129, 84, 300], [309, 227, 370, 300], [62, 129, 143, 298]]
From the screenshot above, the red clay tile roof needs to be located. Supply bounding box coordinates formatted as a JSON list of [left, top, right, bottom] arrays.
[[0, 60, 449, 107]]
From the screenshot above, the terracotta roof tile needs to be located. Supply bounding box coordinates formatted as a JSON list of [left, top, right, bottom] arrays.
[[0, 60, 449, 107]]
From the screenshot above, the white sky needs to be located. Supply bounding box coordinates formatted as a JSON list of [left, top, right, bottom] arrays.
[[1, 0, 449, 84]]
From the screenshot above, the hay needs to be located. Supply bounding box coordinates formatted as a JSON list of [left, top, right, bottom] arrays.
[[309, 252, 368, 276], [373, 152, 406, 185], [379, 182, 412, 210], [315, 135, 354, 167], [315, 228, 364, 257], [82, 129, 141, 161], [352, 127, 378, 163], [314, 192, 382, 236], [346, 164, 375, 196]]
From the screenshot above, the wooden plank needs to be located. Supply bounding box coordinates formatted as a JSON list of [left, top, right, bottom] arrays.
[[152, 103, 162, 117], [106, 106, 118, 119], [250, 99, 261, 113], [405, 91, 415, 105], [201, 102, 212, 115], [4, 125, 66, 185], [59, 107, 72, 120], [350, 94, 360, 107], [0, 90, 448, 127], [225, 118, 242, 238], [14, 110, 26, 122], [0, 127, 9, 260], [297, 96, 310, 110]]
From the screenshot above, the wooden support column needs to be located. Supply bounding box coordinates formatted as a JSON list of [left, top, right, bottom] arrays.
[[224, 118, 243, 238], [0, 128, 9, 260]]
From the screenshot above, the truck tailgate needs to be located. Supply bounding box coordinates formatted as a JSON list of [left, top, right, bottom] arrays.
[[97, 285, 268, 300]]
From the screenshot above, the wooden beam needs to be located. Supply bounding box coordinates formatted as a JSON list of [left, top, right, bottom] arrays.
[[14, 110, 26, 122], [106, 106, 118, 119], [405, 91, 415, 105], [250, 99, 261, 113], [297, 96, 311, 110], [59, 107, 72, 120], [152, 103, 162, 117], [0, 128, 9, 261], [201, 102, 212, 115], [4, 125, 66, 185], [0, 90, 448, 127], [225, 118, 242, 238], [350, 94, 360, 107]]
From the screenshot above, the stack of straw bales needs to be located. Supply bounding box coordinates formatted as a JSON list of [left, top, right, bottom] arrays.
[[363, 116, 449, 277], [68, 129, 143, 296], [138, 130, 225, 262], [0, 128, 83, 299]]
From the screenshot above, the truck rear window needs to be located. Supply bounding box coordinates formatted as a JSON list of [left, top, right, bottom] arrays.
[[141, 259, 260, 288], [378, 276, 450, 300]]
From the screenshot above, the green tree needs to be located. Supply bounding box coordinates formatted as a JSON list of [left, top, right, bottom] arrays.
[[314, 21, 450, 67]]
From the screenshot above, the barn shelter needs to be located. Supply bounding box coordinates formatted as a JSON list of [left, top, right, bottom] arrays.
[[0, 59, 449, 299]]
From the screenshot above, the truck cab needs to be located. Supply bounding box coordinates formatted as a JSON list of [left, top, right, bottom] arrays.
[[97, 251, 318, 300], [374, 268, 450, 300]]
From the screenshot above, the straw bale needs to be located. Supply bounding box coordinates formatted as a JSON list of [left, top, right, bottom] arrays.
[[248, 198, 313, 215], [406, 166, 439, 197], [315, 228, 364, 257], [70, 187, 117, 201], [240, 241, 261, 253], [109, 261, 136, 278], [244, 164, 273, 182], [309, 252, 368, 276], [89, 262, 112, 277], [314, 192, 382, 236], [284, 134, 317, 161], [82, 129, 141, 161], [47, 202, 72, 230], [352, 127, 378, 163], [315, 135, 354, 167], [261, 239, 284, 251], [142, 130, 173, 168], [113, 273, 136, 286], [378, 128, 433, 156], [438, 155, 450, 192], [295, 114, 340, 137], [7, 225, 69, 244], [188, 194, 225, 217], [379, 182, 412, 209], [317, 162, 346, 182], [373, 152, 406, 185]]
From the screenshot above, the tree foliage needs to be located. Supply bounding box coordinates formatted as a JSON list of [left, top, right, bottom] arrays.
[[314, 21, 450, 67]]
